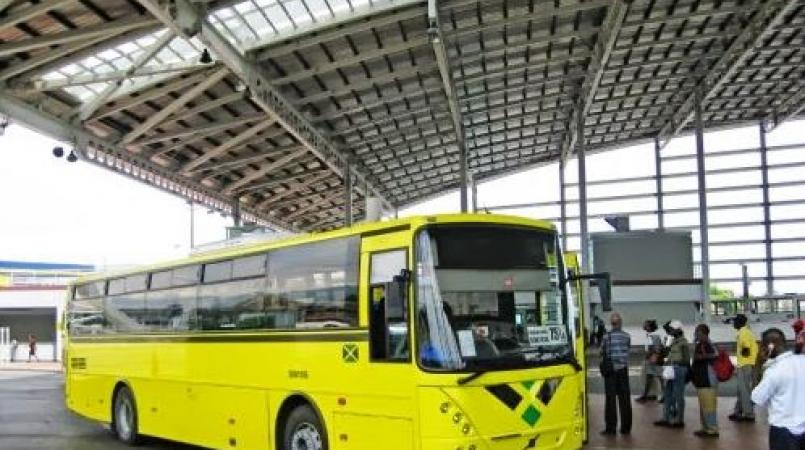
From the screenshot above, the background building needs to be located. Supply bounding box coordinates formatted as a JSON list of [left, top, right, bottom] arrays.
[[0, 260, 94, 362]]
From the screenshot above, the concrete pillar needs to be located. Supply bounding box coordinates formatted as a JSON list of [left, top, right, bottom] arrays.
[[344, 162, 353, 226], [188, 200, 195, 249], [559, 160, 568, 250], [459, 143, 468, 213], [470, 172, 478, 213], [577, 105, 590, 276], [365, 196, 382, 222], [759, 123, 774, 295], [233, 199, 241, 228], [694, 88, 711, 322], [655, 137, 665, 230]]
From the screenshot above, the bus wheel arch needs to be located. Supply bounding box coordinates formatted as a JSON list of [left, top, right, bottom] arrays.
[[275, 393, 329, 450], [111, 381, 141, 445]]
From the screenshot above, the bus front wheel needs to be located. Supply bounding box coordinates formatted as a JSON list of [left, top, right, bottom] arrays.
[[281, 404, 328, 450], [112, 385, 141, 446]]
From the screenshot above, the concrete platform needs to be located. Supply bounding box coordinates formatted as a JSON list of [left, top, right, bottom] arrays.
[[586, 394, 768, 450], [0, 370, 771, 450]]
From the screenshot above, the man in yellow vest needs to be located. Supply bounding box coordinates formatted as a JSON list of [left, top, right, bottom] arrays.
[[729, 314, 758, 422]]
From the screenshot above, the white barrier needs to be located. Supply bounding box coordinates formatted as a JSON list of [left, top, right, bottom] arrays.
[[0, 327, 9, 365]]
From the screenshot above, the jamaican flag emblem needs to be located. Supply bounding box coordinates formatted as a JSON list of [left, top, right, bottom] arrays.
[[485, 378, 563, 427]]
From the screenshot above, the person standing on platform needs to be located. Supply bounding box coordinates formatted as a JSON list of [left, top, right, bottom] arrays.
[[655, 320, 689, 428], [756, 328, 790, 382], [751, 329, 805, 450], [692, 324, 719, 438], [600, 312, 632, 436], [636, 319, 664, 403], [730, 314, 758, 423]]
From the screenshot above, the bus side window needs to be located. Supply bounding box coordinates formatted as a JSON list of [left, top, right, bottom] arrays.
[[369, 250, 409, 361]]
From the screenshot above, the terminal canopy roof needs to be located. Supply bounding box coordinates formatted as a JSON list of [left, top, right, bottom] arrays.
[[0, 0, 802, 231]]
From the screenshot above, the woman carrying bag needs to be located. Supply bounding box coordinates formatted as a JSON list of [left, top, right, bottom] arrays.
[[655, 320, 690, 428], [692, 324, 719, 438], [636, 319, 664, 403]]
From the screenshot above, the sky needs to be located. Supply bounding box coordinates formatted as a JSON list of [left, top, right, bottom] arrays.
[[0, 119, 803, 293], [0, 124, 231, 270]]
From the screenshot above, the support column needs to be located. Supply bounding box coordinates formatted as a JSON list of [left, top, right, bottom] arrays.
[[459, 144, 468, 213], [233, 198, 241, 228], [655, 137, 665, 230], [577, 104, 590, 276], [188, 200, 195, 249], [344, 161, 353, 226], [759, 123, 774, 295], [694, 88, 711, 322], [559, 160, 568, 250], [469, 172, 478, 212]]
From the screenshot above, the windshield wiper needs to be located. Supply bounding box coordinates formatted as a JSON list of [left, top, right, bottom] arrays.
[[457, 370, 488, 385]]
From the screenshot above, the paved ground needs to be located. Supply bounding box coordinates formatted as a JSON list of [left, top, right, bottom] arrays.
[[0, 371, 199, 450], [0, 361, 63, 372], [0, 370, 770, 450]]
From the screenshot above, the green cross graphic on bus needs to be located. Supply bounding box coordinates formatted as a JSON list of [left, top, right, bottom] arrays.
[[342, 343, 359, 363]]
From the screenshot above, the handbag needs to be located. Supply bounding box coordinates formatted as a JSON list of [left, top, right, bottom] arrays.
[[662, 365, 676, 381], [599, 334, 615, 377]]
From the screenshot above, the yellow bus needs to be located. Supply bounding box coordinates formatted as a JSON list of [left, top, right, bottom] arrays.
[[65, 214, 610, 450]]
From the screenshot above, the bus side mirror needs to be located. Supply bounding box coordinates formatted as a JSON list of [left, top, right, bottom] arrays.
[[384, 269, 410, 320], [568, 272, 613, 312]]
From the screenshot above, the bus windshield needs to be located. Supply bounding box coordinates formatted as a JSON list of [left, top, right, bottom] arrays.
[[415, 225, 573, 372]]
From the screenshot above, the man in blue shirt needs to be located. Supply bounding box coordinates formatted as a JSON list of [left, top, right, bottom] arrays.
[[601, 312, 632, 436]]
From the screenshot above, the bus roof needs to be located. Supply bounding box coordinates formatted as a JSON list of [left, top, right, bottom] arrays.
[[74, 213, 555, 285]]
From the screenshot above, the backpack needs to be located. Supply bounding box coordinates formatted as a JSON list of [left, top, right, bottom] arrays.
[[714, 347, 735, 382]]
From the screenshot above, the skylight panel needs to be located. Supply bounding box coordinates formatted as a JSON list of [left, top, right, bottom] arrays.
[[137, 35, 158, 47], [285, 0, 313, 27], [61, 64, 82, 76], [118, 42, 139, 54], [235, 1, 256, 14], [99, 49, 121, 61], [224, 17, 254, 42], [168, 37, 199, 60], [82, 56, 103, 69], [111, 58, 131, 70], [305, 0, 333, 20], [216, 7, 236, 19], [41, 72, 65, 81], [265, 4, 294, 32], [329, 0, 350, 14], [243, 10, 273, 35]]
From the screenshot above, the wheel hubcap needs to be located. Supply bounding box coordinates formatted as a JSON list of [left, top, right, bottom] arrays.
[[291, 422, 322, 450], [116, 398, 133, 440]]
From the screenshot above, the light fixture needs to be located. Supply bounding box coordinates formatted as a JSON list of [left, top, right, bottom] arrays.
[[53, 146, 64, 158], [67, 150, 78, 162], [199, 48, 213, 64]]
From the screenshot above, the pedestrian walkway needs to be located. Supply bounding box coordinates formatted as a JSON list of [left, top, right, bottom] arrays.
[[0, 361, 62, 372], [586, 393, 768, 449]]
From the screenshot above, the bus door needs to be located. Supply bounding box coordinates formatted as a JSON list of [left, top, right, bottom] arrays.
[[330, 231, 416, 450]]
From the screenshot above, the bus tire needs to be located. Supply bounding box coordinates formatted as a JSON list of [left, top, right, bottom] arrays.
[[281, 404, 328, 450], [112, 385, 141, 446]]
